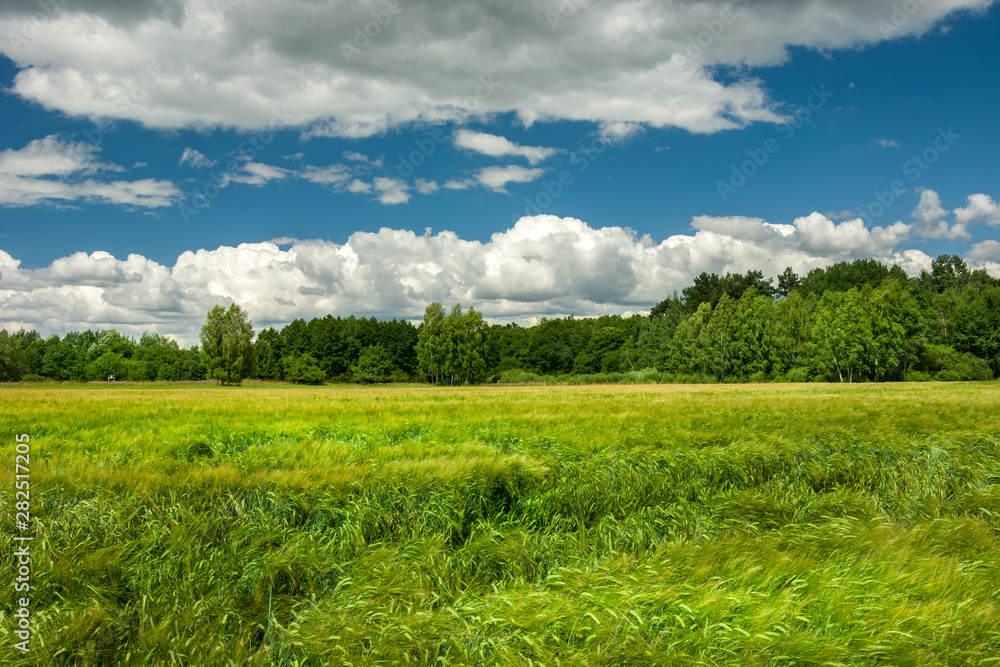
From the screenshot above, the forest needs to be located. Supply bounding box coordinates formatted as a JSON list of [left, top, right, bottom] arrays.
[[0, 254, 997, 384]]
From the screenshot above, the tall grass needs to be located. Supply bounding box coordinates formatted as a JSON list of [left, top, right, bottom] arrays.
[[1, 383, 998, 665]]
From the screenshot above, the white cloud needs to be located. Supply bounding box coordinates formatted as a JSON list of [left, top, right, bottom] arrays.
[[968, 240, 1000, 261], [178, 147, 216, 168], [454, 130, 557, 165], [598, 121, 643, 144], [444, 179, 475, 190], [300, 164, 351, 187], [912, 188, 970, 240], [372, 177, 410, 205], [342, 151, 370, 163], [476, 165, 546, 193], [1, 1, 989, 138], [346, 179, 372, 194], [954, 193, 1000, 226], [414, 179, 439, 195], [0, 135, 179, 208], [876, 138, 900, 148], [4, 203, 969, 345], [0, 135, 104, 177], [227, 161, 290, 186]]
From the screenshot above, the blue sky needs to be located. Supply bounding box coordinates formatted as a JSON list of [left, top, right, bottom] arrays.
[[0, 0, 998, 343]]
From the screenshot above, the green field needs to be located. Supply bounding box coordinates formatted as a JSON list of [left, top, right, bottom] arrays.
[[2, 382, 999, 666]]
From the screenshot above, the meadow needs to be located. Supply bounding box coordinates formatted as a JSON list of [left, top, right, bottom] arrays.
[[1, 382, 999, 666]]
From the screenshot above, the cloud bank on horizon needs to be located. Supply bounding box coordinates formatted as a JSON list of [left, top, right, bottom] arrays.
[[0, 0, 998, 341], [2, 190, 998, 345]]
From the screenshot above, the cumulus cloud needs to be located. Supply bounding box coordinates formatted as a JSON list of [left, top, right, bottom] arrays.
[[476, 165, 546, 193], [178, 147, 216, 168], [912, 189, 970, 240], [346, 179, 372, 194], [954, 193, 1000, 226], [968, 240, 1000, 261], [372, 177, 410, 205], [454, 130, 557, 165], [0, 134, 180, 208], [908, 189, 1000, 240], [1, 1, 990, 138], [3, 204, 965, 345]]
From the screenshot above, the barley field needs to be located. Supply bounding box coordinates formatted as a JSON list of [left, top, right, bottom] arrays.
[[1, 382, 999, 666]]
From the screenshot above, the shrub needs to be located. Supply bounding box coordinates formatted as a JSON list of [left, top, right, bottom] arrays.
[[283, 353, 326, 385], [920, 344, 994, 381], [497, 369, 545, 384], [784, 367, 811, 383], [352, 345, 397, 384]]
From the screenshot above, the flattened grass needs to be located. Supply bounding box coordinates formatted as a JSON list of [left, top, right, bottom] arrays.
[[1, 382, 999, 665]]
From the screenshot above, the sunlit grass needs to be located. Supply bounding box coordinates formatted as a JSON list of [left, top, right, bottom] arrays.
[[1, 382, 999, 665]]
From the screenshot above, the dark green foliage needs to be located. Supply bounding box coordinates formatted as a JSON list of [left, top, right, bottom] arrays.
[[283, 352, 327, 384], [351, 345, 396, 384], [918, 344, 994, 381], [683, 270, 776, 311], [777, 266, 801, 297], [798, 258, 894, 297]]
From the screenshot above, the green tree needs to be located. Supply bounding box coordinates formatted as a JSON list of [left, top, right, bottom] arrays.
[[416, 302, 447, 384], [705, 293, 737, 380], [953, 285, 1000, 376], [200, 304, 254, 385], [574, 325, 627, 374], [731, 287, 775, 379], [810, 290, 869, 382], [0, 330, 22, 381], [670, 302, 713, 376], [777, 267, 801, 298], [416, 303, 489, 384], [772, 290, 809, 377], [253, 327, 284, 380], [284, 352, 326, 385], [351, 345, 395, 384]]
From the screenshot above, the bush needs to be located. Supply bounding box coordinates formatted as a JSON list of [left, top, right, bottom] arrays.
[[783, 367, 811, 383], [284, 353, 326, 385], [352, 345, 398, 384], [496, 369, 545, 384], [919, 344, 994, 381]]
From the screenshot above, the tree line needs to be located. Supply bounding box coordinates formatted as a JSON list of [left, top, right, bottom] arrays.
[[1, 254, 997, 385]]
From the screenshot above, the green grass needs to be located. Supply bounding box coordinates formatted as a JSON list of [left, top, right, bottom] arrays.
[[1, 382, 999, 665]]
